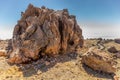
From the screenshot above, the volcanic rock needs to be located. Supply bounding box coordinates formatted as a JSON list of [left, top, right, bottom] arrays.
[[108, 46, 118, 53], [82, 47, 116, 74], [115, 39, 120, 44], [8, 4, 83, 64]]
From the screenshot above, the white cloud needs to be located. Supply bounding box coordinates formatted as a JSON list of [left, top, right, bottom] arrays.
[[0, 25, 13, 40]]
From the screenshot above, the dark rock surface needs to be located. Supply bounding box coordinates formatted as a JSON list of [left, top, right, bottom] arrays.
[[108, 46, 118, 53], [8, 4, 83, 64], [114, 39, 120, 44]]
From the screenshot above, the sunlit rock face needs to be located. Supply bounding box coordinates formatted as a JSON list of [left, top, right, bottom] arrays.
[[82, 48, 116, 74], [8, 4, 83, 64]]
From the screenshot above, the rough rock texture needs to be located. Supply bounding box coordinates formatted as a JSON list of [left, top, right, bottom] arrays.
[[115, 39, 120, 44], [8, 4, 83, 64], [82, 48, 116, 74], [108, 46, 118, 53]]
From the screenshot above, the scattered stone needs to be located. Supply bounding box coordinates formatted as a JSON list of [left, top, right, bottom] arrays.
[[82, 47, 116, 74], [114, 39, 120, 44], [108, 46, 118, 53], [7, 4, 83, 64]]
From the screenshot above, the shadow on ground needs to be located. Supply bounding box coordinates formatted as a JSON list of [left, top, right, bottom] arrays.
[[82, 64, 114, 79], [17, 52, 78, 77]]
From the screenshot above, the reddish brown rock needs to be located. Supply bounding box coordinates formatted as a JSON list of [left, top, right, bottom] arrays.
[[82, 48, 116, 74], [108, 46, 118, 53], [8, 4, 83, 64]]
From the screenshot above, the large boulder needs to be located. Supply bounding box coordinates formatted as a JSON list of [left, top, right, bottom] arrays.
[[8, 4, 83, 64], [82, 48, 116, 74]]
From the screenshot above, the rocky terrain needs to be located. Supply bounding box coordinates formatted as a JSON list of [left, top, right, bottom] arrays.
[[0, 4, 120, 80], [0, 39, 120, 80]]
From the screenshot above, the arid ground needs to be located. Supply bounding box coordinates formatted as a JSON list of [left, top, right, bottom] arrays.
[[0, 39, 120, 80]]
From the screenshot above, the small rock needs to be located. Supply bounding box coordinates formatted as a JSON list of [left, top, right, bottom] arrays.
[[108, 46, 118, 53], [115, 39, 120, 44]]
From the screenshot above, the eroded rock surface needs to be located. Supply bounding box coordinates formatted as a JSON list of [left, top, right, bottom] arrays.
[[108, 46, 118, 53], [8, 4, 83, 64], [82, 48, 116, 74]]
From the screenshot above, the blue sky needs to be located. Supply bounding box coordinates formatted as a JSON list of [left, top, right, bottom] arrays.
[[0, 0, 120, 39]]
